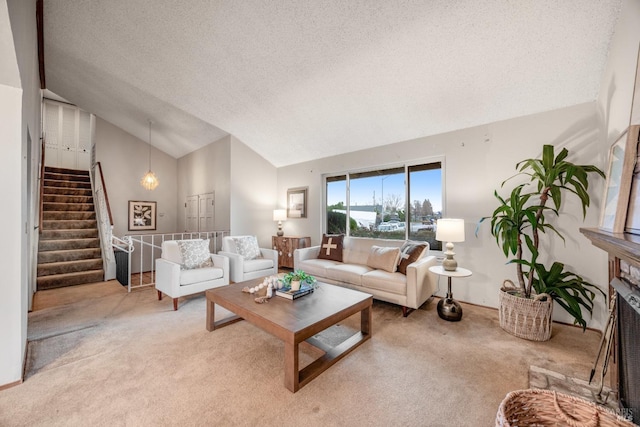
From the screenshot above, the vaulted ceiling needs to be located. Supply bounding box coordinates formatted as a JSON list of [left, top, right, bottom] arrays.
[[43, 1, 621, 167]]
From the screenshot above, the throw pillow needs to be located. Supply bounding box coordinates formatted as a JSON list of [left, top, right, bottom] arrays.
[[177, 239, 213, 270], [397, 241, 427, 275], [366, 245, 401, 273], [232, 236, 261, 260], [317, 234, 344, 262]]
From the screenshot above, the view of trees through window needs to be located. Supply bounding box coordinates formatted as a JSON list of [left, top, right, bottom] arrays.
[[325, 161, 443, 250]]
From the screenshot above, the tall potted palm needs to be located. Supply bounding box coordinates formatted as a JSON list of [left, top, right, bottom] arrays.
[[478, 145, 605, 341]]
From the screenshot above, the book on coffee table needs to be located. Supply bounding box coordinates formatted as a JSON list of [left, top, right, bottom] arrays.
[[276, 283, 315, 300]]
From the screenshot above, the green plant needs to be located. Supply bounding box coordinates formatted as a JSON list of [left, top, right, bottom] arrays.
[[281, 270, 316, 287], [478, 145, 605, 330]]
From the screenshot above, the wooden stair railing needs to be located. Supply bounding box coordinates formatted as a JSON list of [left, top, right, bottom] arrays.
[[95, 162, 113, 226]]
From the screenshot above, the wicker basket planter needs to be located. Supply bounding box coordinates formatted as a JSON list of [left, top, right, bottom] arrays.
[[499, 281, 553, 342], [496, 389, 634, 427]]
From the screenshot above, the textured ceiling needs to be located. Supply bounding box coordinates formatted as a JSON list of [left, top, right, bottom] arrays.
[[43, 1, 621, 167]]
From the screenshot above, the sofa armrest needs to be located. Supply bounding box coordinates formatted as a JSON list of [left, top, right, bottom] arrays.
[[259, 247, 278, 265], [218, 251, 244, 283], [210, 253, 230, 285], [405, 255, 438, 309], [294, 245, 321, 269], [155, 258, 182, 297]]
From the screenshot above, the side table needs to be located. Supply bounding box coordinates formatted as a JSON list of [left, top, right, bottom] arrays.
[[429, 265, 472, 322]]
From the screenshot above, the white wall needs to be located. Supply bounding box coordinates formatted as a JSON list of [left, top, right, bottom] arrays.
[[95, 117, 178, 238], [229, 136, 278, 248], [0, 84, 24, 387], [278, 102, 612, 329], [177, 135, 231, 231], [598, 0, 640, 140], [0, 0, 42, 388]]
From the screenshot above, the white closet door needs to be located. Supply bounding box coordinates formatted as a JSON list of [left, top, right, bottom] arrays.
[[43, 103, 59, 167], [59, 105, 77, 169], [42, 100, 93, 171], [199, 192, 215, 231], [185, 195, 199, 232]]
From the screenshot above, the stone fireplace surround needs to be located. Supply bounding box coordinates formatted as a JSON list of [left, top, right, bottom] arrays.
[[582, 228, 640, 424]]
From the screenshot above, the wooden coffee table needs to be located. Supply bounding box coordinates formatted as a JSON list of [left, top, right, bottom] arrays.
[[206, 281, 372, 392]]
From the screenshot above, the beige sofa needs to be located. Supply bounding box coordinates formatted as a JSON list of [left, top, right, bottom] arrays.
[[294, 237, 438, 316]]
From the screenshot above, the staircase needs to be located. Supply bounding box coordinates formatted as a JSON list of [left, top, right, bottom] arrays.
[[37, 166, 104, 290]]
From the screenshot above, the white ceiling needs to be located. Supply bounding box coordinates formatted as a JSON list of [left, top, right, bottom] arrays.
[[43, 0, 621, 167]]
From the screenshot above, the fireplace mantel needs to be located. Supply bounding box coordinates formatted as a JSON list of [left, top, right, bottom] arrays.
[[581, 228, 640, 267]]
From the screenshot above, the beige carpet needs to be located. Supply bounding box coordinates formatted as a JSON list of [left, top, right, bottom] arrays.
[[0, 281, 603, 426]]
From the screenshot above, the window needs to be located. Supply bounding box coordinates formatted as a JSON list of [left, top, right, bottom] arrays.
[[324, 160, 443, 250]]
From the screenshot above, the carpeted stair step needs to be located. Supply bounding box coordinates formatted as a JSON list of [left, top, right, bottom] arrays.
[[39, 238, 101, 252], [42, 220, 97, 230], [43, 186, 93, 196], [45, 166, 90, 176], [42, 202, 95, 212], [40, 229, 99, 240], [36, 269, 104, 290], [37, 259, 103, 277], [43, 194, 94, 204], [44, 171, 90, 183], [37, 248, 102, 263], [43, 211, 96, 221], [43, 179, 91, 190]]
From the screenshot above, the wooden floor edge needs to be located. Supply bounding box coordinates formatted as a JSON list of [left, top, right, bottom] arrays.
[[0, 378, 23, 391]]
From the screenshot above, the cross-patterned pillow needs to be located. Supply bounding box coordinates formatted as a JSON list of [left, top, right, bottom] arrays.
[[397, 241, 427, 275], [317, 234, 344, 262]]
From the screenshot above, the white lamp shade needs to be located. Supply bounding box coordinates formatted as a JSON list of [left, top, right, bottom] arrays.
[[436, 218, 465, 242], [273, 209, 287, 221]]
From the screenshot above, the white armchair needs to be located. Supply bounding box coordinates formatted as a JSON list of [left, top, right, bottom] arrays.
[[155, 239, 229, 310], [219, 235, 278, 283]]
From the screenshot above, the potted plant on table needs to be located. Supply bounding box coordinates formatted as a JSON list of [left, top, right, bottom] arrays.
[[281, 270, 316, 291], [477, 145, 605, 341]]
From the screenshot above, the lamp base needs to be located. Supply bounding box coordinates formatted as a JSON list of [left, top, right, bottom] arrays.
[[442, 242, 457, 271], [276, 230, 284, 237], [437, 298, 462, 321]]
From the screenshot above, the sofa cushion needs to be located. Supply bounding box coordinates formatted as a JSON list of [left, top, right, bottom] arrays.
[[177, 239, 213, 269], [180, 266, 224, 286], [318, 234, 344, 262], [296, 258, 342, 278], [366, 245, 401, 273], [397, 241, 427, 275], [232, 236, 261, 260], [243, 258, 274, 273], [362, 270, 407, 296], [325, 263, 372, 286]]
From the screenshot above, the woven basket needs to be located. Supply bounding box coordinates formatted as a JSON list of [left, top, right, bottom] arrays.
[[499, 280, 553, 341], [496, 389, 635, 427]]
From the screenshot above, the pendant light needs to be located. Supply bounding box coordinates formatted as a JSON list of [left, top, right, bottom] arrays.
[[140, 120, 159, 190]]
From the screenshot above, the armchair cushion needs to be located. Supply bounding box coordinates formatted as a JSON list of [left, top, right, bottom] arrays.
[[244, 258, 275, 273], [230, 236, 261, 260], [180, 265, 225, 286], [177, 239, 214, 269]]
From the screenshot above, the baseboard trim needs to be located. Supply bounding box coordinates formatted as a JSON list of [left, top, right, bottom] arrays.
[[0, 378, 23, 391]]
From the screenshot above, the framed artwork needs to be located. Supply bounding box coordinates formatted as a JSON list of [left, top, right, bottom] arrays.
[[287, 187, 308, 218], [128, 200, 157, 231], [600, 127, 637, 232]]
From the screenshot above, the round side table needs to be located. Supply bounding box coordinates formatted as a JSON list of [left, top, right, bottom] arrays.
[[429, 265, 472, 322]]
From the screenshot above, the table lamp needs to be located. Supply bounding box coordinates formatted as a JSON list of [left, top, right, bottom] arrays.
[[273, 209, 287, 237], [436, 218, 465, 271]]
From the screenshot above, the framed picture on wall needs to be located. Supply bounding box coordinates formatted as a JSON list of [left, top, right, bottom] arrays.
[[600, 128, 637, 232], [287, 187, 308, 218], [128, 200, 157, 231]]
